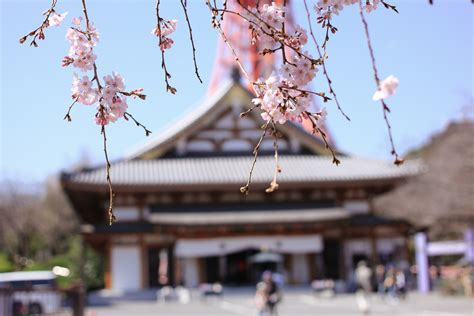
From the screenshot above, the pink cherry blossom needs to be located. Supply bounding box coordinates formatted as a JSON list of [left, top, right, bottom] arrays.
[[103, 72, 125, 92], [109, 96, 128, 122], [372, 75, 399, 101], [95, 112, 110, 126], [48, 12, 68, 27], [71, 74, 99, 106], [160, 37, 174, 51], [72, 17, 82, 26]]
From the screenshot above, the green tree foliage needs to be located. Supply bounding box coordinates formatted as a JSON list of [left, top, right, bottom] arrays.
[[0, 177, 104, 289]]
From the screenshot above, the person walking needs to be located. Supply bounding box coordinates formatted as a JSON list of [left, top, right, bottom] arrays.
[[255, 281, 268, 316], [355, 261, 372, 314]]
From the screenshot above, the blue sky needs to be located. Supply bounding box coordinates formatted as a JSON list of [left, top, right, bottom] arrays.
[[1, 0, 472, 182]]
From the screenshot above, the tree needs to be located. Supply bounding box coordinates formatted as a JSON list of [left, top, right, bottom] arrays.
[[19, 0, 456, 223], [0, 178, 77, 268]]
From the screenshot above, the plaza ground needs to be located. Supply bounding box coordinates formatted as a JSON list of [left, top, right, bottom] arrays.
[[85, 288, 473, 316]]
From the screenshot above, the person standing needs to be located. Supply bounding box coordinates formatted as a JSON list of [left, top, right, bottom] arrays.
[[375, 264, 386, 299], [262, 271, 281, 316]]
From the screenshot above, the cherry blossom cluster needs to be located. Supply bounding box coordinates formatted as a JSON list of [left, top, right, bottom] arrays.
[[315, 0, 381, 17], [63, 17, 98, 71], [252, 51, 323, 126], [70, 72, 130, 125], [152, 19, 178, 51], [19, 0, 68, 48], [244, 3, 310, 53], [245, 2, 285, 49], [372, 75, 399, 101], [244, 3, 327, 127], [63, 17, 145, 126], [49, 12, 68, 27]]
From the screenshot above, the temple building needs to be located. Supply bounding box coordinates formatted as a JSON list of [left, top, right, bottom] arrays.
[[62, 76, 418, 291], [61, 0, 419, 292]]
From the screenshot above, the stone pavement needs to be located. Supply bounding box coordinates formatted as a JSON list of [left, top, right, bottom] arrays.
[[86, 288, 473, 316]]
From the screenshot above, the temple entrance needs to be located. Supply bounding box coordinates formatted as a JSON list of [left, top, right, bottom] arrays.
[[203, 250, 282, 285], [176, 235, 323, 286], [225, 249, 258, 285]]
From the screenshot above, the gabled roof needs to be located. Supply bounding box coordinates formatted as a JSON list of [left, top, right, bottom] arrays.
[[62, 155, 421, 191], [126, 80, 330, 160]]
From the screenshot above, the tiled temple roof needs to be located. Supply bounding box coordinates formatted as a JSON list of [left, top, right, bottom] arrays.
[[63, 155, 420, 188]]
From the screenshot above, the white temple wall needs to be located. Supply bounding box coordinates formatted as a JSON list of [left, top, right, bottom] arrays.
[[183, 257, 199, 288], [111, 245, 142, 291]]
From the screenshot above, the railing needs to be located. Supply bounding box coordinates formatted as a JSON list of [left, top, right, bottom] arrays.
[[0, 286, 84, 316]]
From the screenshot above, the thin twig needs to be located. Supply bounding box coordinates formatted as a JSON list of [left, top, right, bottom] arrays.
[[232, 2, 323, 67], [179, 0, 203, 83], [358, 0, 403, 165], [81, 0, 117, 223], [304, 111, 340, 165], [205, 1, 254, 91], [81, 0, 102, 92], [240, 103, 260, 118], [240, 120, 270, 194], [303, 0, 350, 121], [63, 97, 79, 121], [266, 121, 281, 193], [101, 125, 116, 225], [19, 0, 58, 47], [156, 0, 177, 94], [124, 112, 152, 136]]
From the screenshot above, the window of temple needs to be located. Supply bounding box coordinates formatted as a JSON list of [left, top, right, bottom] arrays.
[[343, 200, 370, 214], [113, 207, 140, 221]]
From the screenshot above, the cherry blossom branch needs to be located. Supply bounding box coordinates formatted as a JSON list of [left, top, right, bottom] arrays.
[[317, 11, 337, 51], [280, 86, 331, 103], [80, 0, 102, 93], [240, 120, 270, 194], [239, 103, 260, 118], [156, 0, 177, 94], [232, 3, 323, 66], [304, 110, 340, 165], [124, 112, 152, 136], [358, 0, 403, 165], [100, 124, 116, 225], [179, 0, 203, 83], [79, 0, 116, 224], [266, 121, 281, 193], [381, 1, 399, 13], [303, 0, 350, 121], [63, 97, 78, 122], [206, 1, 254, 88], [19, 0, 59, 47]]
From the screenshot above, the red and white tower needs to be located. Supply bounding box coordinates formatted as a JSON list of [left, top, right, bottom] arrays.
[[207, 0, 333, 144], [207, 0, 293, 94]]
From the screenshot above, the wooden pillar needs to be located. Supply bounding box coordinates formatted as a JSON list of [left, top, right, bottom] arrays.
[[219, 255, 227, 283], [284, 254, 293, 284], [140, 234, 148, 289], [308, 253, 317, 281], [104, 240, 112, 289], [174, 257, 182, 286], [339, 230, 346, 280], [168, 245, 176, 286], [198, 258, 206, 284], [370, 228, 378, 267]]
